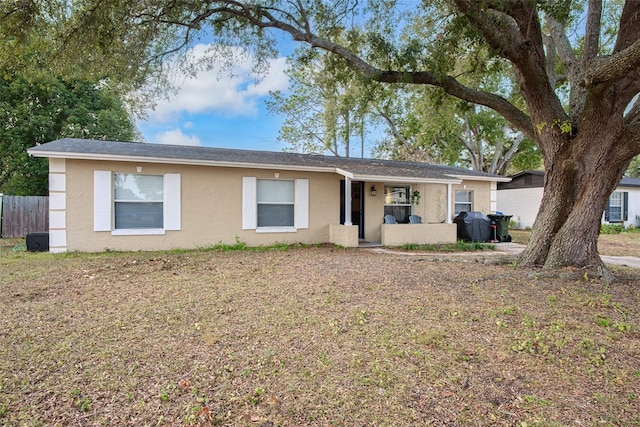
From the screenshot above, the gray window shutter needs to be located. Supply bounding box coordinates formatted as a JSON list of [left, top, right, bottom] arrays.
[[623, 192, 629, 222], [604, 197, 611, 222]]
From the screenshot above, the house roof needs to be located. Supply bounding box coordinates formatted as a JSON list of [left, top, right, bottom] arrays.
[[507, 170, 545, 179], [499, 170, 640, 189], [619, 177, 640, 187], [28, 138, 511, 184]]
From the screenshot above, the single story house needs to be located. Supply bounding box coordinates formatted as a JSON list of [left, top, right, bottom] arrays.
[[28, 138, 510, 253], [496, 170, 640, 229]]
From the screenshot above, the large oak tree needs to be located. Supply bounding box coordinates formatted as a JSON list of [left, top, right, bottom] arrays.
[[10, 0, 640, 275]]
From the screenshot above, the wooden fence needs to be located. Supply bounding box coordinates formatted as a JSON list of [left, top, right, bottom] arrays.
[[0, 195, 49, 238]]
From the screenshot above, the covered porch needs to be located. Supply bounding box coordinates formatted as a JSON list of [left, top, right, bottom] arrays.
[[330, 171, 460, 247], [328, 222, 457, 247]]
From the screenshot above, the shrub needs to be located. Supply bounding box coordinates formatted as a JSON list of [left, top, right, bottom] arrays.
[[600, 224, 625, 234]]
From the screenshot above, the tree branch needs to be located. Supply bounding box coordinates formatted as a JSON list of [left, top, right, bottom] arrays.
[[614, 0, 640, 53], [488, 139, 502, 174], [582, 39, 640, 88], [623, 93, 640, 128], [583, 0, 602, 61], [207, 1, 536, 139], [452, 0, 566, 135], [453, 0, 527, 63], [546, 15, 577, 77], [496, 133, 524, 175]]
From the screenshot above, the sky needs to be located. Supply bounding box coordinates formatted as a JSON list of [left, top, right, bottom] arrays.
[[136, 43, 291, 153]]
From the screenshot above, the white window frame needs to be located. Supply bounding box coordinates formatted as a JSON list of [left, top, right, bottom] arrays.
[[455, 190, 473, 215], [242, 177, 309, 232], [114, 173, 164, 232], [94, 171, 181, 235], [383, 184, 412, 223], [257, 179, 295, 229], [607, 191, 623, 223]]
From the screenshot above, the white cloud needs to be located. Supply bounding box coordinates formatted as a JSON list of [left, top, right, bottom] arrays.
[[156, 128, 202, 146], [145, 44, 289, 124]]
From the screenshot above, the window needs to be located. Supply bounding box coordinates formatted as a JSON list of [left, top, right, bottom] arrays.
[[93, 171, 181, 234], [455, 190, 473, 215], [242, 177, 309, 231], [384, 185, 411, 223], [114, 173, 164, 229], [605, 191, 627, 223], [257, 179, 295, 227]]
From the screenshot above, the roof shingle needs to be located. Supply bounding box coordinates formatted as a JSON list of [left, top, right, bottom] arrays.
[[29, 138, 508, 182]]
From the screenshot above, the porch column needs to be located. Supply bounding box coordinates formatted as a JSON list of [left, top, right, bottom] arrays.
[[446, 183, 452, 223], [344, 177, 352, 225]]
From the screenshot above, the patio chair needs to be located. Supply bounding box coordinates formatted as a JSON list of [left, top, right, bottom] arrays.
[[384, 214, 398, 224], [409, 215, 422, 224]]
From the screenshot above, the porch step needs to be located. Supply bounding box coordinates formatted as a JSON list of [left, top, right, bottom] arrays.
[[358, 240, 383, 248]]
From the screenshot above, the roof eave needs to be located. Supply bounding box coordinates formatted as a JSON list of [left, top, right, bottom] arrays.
[[27, 150, 337, 174], [447, 174, 512, 182], [28, 148, 504, 184], [335, 169, 462, 184]]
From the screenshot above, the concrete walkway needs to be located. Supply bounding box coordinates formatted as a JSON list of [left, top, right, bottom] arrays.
[[369, 242, 640, 269]]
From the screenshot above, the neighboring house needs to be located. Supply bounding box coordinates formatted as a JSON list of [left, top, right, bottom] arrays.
[[497, 170, 640, 229], [28, 138, 510, 253]]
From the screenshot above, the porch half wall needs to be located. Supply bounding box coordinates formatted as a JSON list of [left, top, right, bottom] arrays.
[[381, 223, 457, 246], [329, 224, 359, 247]]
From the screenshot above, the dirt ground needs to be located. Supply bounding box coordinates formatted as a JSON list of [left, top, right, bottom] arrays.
[[1, 240, 639, 426], [509, 229, 640, 258]]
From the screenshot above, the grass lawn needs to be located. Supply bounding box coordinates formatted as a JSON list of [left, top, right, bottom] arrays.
[[1, 239, 639, 426]]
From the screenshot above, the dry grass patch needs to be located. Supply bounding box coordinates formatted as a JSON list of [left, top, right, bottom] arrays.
[[1, 242, 639, 426], [510, 229, 640, 258]]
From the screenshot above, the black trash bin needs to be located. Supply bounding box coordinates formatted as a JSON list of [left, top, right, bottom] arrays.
[[454, 211, 491, 242], [26, 232, 49, 252], [487, 214, 513, 242]]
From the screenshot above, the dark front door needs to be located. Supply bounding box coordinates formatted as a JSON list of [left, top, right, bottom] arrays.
[[340, 180, 365, 239]]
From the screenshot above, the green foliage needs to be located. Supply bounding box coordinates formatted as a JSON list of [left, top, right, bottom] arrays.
[[629, 224, 640, 233], [267, 46, 377, 157], [201, 236, 301, 252], [455, 240, 496, 251], [202, 236, 248, 251], [70, 388, 92, 412], [600, 224, 625, 234], [1, 0, 167, 98], [0, 74, 139, 195], [373, 85, 541, 174], [410, 191, 421, 205], [626, 155, 640, 177]]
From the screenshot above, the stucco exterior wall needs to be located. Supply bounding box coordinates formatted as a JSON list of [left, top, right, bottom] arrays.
[[419, 183, 449, 223], [329, 224, 359, 247], [381, 223, 456, 246], [64, 159, 341, 252], [452, 180, 493, 220], [55, 158, 500, 252]]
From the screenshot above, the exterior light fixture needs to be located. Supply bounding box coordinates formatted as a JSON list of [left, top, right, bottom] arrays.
[[370, 185, 377, 196]]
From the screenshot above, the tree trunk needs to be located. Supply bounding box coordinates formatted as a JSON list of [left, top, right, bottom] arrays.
[[518, 125, 634, 277]]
